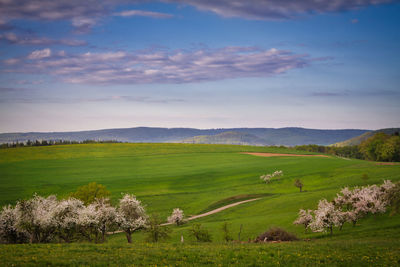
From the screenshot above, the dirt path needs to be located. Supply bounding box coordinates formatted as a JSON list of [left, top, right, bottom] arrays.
[[241, 152, 330, 158], [109, 198, 261, 234], [161, 198, 261, 226]]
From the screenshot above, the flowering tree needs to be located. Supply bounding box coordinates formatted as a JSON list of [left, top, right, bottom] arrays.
[[167, 208, 184, 226], [117, 194, 148, 243], [309, 199, 342, 234], [15, 194, 58, 243], [0, 205, 27, 244], [260, 170, 283, 184], [52, 198, 83, 243], [76, 203, 99, 242], [93, 198, 117, 242], [293, 209, 313, 232]]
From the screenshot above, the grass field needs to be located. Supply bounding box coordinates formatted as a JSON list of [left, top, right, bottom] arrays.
[[0, 143, 400, 266]]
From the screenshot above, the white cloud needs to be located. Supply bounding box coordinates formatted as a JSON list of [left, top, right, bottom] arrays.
[[27, 48, 52, 59], [2, 46, 316, 84], [114, 9, 173, 18]]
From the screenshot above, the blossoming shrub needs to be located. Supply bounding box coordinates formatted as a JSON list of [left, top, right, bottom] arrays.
[[260, 170, 283, 183], [167, 208, 184, 226]]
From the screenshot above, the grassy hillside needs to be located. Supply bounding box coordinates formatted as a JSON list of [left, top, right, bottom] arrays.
[[0, 143, 399, 265], [333, 128, 400, 147]]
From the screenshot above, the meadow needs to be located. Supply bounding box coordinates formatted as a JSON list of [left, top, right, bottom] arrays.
[[0, 143, 399, 266]]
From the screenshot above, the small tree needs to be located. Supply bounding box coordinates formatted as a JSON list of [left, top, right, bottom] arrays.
[[293, 209, 313, 232], [294, 179, 303, 192], [93, 198, 117, 242], [117, 194, 147, 243], [221, 222, 233, 242], [69, 182, 110, 206], [188, 224, 212, 242], [146, 214, 171, 242], [167, 208, 184, 226], [309, 199, 342, 235]]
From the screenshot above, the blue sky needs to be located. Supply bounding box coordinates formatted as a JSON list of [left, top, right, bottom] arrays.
[[0, 0, 399, 132]]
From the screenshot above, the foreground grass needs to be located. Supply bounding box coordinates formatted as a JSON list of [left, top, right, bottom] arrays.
[[1, 238, 399, 266], [0, 143, 400, 265]]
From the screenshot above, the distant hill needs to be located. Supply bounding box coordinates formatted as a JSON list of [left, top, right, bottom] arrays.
[[0, 127, 369, 146], [332, 128, 400, 147], [182, 131, 268, 146]]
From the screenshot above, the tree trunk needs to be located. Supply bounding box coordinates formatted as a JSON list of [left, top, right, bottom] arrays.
[[329, 226, 333, 235], [300, 187, 302, 192], [125, 230, 132, 243]]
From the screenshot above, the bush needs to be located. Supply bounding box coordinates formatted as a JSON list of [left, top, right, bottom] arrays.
[[146, 215, 170, 242], [188, 224, 212, 242], [255, 227, 298, 242]]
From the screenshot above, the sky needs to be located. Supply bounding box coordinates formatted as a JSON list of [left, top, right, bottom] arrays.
[[0, 0, 399, 132]]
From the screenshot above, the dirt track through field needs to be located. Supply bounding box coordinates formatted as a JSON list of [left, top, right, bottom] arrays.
[[241, 152, 330, 158], [161, 198, 261, 226], [108, 198, 261, 234]]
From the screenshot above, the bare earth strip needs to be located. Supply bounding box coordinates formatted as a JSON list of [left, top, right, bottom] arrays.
[[241, 152, 330, 158], [161, 198, 261, 226], [108, 198, 261, 233], [375, 162, 400, 165]]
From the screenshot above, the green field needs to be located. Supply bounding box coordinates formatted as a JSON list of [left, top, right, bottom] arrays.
[[0, 143, 400, 266]]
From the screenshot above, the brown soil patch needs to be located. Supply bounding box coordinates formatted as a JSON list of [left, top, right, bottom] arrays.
[[241, 152, 330, 158], [375, 162, 400, 165]]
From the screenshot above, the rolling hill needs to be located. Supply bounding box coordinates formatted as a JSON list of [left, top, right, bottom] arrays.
[[332, 128, 400, 147], [0, 127, 369, 146]]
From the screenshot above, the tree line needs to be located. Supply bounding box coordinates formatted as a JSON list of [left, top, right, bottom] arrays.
[[0, 139, 121, 149], [295, 132, 400, 162]]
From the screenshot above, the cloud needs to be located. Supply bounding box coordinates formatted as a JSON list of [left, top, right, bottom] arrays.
[[114, 9, 174, 18], [310, 91, 349, 97], [0, 95, 184, 104], [0, 32, 87, 46], [351, 18, 359, 24], [1, 46, 314, 84], [165, 0, 398, 20], [27, 48, 52, 59], [0, 0, 397, 32]]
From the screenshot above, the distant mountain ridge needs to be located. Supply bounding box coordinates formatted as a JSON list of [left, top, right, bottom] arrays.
[[0, 127, 370, 146]]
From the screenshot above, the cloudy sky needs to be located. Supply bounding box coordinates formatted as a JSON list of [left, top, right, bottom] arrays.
[[1, 0, 399, 132]]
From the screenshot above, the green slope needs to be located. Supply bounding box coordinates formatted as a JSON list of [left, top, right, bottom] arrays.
[[333, 128, 400, 147], [0, 143, 399, 265]]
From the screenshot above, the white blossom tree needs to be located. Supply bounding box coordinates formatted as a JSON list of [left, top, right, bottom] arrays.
[[76, 203, 99, 242], [309, 199, 342, 234], [260, 170, 283, 184], [52, 198, 84, 243], [0, 205, 27, 243], [293, 209, 313, 232], [15, 194, 58, 243], [167, 208, 184, 226], [93, 198, 117, 242], [117, 194, 148, 243]]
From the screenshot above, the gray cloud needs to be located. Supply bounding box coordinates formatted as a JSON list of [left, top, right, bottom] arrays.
[[165, 0, 398, 20], [0, 32, 87, 46], [0, 0, 397, 32], [310, 91, 349, 97], [1, 46, 313, 84]]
